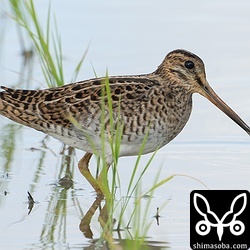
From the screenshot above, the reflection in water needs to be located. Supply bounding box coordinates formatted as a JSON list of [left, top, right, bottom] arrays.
[[38, 144, 76, 248], [0, 122, 169, 249], [0, 124, 22, 203], [1, 124, 22, 172], [79, 196, 169, 250], [27, 143, 167, 249]]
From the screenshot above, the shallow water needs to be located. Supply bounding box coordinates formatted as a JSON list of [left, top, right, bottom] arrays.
[[0, 1, 250, 249]]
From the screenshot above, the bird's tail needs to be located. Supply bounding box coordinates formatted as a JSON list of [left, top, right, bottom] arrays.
[[0, 86, 46, 132]]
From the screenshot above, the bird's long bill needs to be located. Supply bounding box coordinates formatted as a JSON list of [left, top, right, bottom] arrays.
[[201, 83, 250, 135]]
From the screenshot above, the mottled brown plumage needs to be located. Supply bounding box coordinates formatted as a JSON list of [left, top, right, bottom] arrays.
[[0, 49, 249, 194]]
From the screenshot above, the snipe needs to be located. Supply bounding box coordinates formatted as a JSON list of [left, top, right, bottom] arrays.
[[0, 49, 249, 195]]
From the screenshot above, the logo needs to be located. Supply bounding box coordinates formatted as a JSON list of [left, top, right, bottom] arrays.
[[190, 190, 250, 250]]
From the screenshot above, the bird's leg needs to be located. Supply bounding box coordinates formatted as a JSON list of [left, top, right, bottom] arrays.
[[96, 163, 112, 198], [78, 152, 103, 196]]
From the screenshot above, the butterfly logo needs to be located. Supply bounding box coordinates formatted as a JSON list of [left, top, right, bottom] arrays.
[[193, 192, 247, 241]]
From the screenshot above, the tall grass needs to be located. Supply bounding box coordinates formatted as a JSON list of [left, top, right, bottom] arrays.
[[8, 1, 174, 248], [9, 0, 87, 87]]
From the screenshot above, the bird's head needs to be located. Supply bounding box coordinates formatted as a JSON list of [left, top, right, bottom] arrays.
[[156, 49, 250, 135]]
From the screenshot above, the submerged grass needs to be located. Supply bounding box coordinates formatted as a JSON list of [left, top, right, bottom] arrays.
[[8, 1, 174, 248]]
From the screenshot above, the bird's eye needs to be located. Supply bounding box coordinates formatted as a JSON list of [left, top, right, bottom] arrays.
[[185, 60, 194, 69]]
